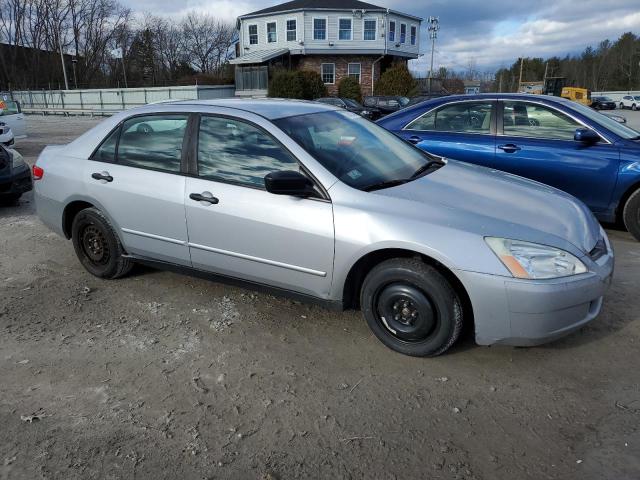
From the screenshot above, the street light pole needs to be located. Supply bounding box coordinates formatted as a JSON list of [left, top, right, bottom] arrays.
[[427, 16, 439, 94], [58, 28, 70, 90]]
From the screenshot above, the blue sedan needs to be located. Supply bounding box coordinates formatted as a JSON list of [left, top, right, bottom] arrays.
[[378, 93, 640, 241]]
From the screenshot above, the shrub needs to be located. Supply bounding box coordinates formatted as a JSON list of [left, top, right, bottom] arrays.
[[268, 70, 304, 99], [299, 70, 327, 99], [374, 64, 418, 96], [338, 76, 362, 103]]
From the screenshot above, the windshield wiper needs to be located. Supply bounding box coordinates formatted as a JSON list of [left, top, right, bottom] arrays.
[[361, 178, 409, 192], [410, 159, 445, 179]]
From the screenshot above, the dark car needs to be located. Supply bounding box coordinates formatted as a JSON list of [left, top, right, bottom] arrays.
[[314, 97, 378, 120], [363, 95, 410, 117], [0, 145, 32, 203], [377, 93, 640, 241], [591, 96, 617, 110]]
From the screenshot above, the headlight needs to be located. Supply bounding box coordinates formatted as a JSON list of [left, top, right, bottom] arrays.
[[485, 237, 587, 279], [10, 149, 26, 169]]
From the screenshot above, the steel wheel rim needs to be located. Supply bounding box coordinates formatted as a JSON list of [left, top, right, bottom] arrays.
[[374, 282, 438, 342], [81, 224, 110, 266]]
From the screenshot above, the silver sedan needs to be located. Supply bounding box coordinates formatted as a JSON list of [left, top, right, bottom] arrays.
[[34, 99, 614, 356]]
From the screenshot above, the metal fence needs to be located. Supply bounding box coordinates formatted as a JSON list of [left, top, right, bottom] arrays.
[[6, 85, 235, 115]]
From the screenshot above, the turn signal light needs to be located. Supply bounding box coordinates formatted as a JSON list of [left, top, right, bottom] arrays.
[[32, 165, 44, 180]]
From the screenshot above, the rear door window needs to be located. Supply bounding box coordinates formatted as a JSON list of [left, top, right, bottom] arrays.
[[117, 115, 188, 173], [406, 102, 494, 134]]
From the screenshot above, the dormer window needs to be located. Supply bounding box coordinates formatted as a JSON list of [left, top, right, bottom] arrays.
[[339, 18, 352, 40], [267, 22, 277, 43], [313, 18, 327, 40], [248, 24, 258, 45]]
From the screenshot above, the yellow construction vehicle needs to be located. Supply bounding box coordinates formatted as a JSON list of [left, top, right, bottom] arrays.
[[561, 87, 592, 106]]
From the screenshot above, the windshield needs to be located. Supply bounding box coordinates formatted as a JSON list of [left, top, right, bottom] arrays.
[[635, 96, 640, 101], [568, 101, 639, 139], [343, 98, 362, 109], [275, 111, 439, 190], [601, 97, 613, 101]]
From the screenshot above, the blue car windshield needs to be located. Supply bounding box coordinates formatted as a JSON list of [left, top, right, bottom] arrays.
[[569, 101, 639, 139], [275, 111, 440, 190]]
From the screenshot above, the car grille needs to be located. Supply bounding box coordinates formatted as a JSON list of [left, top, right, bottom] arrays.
[[589, 237, 607, 262]]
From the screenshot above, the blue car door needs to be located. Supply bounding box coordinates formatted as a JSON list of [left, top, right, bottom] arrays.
[[494, 100, 619, 214], [397, 99, 497, 166]]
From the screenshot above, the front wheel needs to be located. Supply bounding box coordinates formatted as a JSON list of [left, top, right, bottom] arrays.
[[71, 207, 133, 279], [360, 258, 463, 357], [620, 103, 625, 110], [623, 189, 640, 242], [633, 104, 638, 111]]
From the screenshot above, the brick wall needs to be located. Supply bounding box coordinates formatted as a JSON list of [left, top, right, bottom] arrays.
[[296, 55, 383, 96]]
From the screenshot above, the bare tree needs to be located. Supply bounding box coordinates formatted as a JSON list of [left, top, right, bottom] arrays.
[[181, 12, 235, 74]]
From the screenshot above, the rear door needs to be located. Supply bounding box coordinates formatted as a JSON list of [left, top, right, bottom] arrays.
[[397, 100, 497, 166], [0, 100, 26, 138], [494, 100, 619, 213], [86, 113, 192, 265], [184, 114, 335, 299]]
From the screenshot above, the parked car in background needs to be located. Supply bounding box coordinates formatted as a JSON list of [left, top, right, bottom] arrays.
[[0, 100, 26, 140], [363, 95, 410, 117], [0, 145, 32, 203], [591, 96, 616, 110], [34, 99, 613, 356], [0, 122, 14, 147], [619, 95, 640, 110], [378, 93, 640, 241], [314, 97, 378, 120]]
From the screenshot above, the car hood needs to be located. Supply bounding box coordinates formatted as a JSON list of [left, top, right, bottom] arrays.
[[374, 160, 601, 255]]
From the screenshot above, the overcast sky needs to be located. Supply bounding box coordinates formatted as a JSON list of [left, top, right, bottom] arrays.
[[122, 0, 640, 75]]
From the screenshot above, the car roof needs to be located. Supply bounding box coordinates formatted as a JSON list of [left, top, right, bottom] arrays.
[[151, 98, 336, 120]]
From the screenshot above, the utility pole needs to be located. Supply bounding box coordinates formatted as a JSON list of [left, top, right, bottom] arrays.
[[517, 57, 524, 92], [427, 16, 439, 94], [58, 27, 70, 90]]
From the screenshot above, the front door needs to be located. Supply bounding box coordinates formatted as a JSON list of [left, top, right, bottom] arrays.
[[397, 100, 497, 167], [495, 100, 619, 214], [86, 113, 191, 265], [184, 114, 335, 299]]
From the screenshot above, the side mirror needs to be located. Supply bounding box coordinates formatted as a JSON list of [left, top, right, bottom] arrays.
[[574, 128, 600, 144], [264, 170, 314, 197]]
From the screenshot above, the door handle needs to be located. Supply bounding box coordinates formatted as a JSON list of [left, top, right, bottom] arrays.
[[91, 171, 113, 182], [407, 135, 422, 145], [498, 144, 521, 153], [190, 192, 219, 205]]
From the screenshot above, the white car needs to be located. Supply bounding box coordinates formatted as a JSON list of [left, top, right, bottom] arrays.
[[619, 95, 640, 110], [0, 100, 26, 141], [0, 121, 14, 147]]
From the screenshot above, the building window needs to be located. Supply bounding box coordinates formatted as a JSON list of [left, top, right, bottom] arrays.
[[286, 19, 296, 41], [410, 25, 417, 45], [313, 18, 326, 40], [321, 63, 335, 84], [267, 22, 277, 43], [363, 19, 376, 40], [248, 24, 258, 45], [388, 21, 396, 42], [339, 18, 352, 40], [348, 63, 361, 83], [400, 23, 406, 43]]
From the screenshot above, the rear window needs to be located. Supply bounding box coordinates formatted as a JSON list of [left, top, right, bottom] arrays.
[[0, 100, 20, 115]]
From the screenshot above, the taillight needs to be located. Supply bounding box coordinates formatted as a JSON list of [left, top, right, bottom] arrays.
[[32, 165, 44, 180]]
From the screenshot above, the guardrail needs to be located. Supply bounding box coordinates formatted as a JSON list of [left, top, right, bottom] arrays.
[[22, 107, 121, 116]]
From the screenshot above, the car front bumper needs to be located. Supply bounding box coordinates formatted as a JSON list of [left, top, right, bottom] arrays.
[[0, 164, 33, 196], [455, 244, 614, 347]]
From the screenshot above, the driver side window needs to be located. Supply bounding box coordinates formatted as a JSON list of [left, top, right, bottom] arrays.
[[502, 102, 580, 140], [197, 116, 300, 189], [406, 102, 493, 134]]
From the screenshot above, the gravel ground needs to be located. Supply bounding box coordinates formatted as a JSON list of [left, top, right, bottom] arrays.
[[1, 114, 639, 480]]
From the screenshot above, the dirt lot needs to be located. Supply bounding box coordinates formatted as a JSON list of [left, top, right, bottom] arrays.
[[1, 114, 639, 480]]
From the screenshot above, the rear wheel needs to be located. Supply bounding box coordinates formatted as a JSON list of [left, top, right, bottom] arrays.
[[623, 189, 640, 242], [360, 258, 463, 357], [71, 207, 133, 278]]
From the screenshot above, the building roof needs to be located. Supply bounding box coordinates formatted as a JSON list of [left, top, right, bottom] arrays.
[[229, 48, 290, 65], [243, 0, 386, 17]]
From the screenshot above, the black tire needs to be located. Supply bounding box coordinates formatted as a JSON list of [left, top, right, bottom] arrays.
[[633, 104, 638, 111], [360, 258, 463, 357], [620, 103, 625, 110], [623, 189, 640, 242], [71, 207, 133, 279]]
